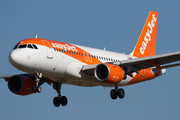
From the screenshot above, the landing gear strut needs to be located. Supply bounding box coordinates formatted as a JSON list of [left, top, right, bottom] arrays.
[[33, 73, 42, 93], [110, 83, 125, 100], [53, 82, 68, 107]]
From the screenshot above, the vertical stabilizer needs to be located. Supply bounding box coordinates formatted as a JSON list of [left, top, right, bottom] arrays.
[[130, 11, 158, 58]]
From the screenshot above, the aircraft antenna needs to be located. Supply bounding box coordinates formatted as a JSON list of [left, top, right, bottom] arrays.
[[35, 34, 38, 38]]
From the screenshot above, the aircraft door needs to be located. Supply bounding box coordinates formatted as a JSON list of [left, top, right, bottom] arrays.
[[42, 40, 53, 59]]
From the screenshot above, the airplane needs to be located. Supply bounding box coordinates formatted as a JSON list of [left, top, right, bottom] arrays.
[[1, 11, 180, 107]]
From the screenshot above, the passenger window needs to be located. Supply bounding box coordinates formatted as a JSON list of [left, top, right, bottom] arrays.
[[27, 44, 33, 49]]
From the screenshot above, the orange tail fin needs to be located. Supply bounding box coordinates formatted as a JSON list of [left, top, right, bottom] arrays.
[[130, 11, 158, 58]]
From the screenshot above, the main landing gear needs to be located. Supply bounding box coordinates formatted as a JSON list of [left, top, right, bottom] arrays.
[[53, 82, 68, 107], [110, 83, 125, 100], [33, 73, 42, 93]]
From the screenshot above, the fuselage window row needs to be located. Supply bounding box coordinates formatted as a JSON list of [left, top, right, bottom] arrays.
[[54, 48, 119, 62]]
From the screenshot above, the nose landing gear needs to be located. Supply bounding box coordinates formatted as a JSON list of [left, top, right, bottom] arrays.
[[33, 73, 42, 93]]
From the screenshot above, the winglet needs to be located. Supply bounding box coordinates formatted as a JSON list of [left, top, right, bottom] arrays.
[[130, 11, 158, 58]]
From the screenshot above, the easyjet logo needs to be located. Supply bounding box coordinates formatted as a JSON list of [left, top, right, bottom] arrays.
[[140, 14, 157, 54], [51, 42, 78, 52]]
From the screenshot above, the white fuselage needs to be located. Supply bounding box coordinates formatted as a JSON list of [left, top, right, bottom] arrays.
[[9, 43, 139, 87]]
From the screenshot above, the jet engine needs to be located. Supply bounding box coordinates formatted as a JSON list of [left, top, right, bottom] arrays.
[[94, 63, 125, 83], [8, 75, 36, 96]]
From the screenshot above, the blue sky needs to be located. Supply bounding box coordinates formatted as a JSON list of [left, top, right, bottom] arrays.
[[0, 0, 180, 120]]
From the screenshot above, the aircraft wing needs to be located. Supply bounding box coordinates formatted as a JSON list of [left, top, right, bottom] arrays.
[[0, 75, 14, 79], [82, 51, 180, 75], [0, 74, 52, 85], [120, 51, 180, 71]]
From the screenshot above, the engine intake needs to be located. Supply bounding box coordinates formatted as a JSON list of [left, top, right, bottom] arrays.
[[8, 75, 36, 96], [95, 63, 125, 83]]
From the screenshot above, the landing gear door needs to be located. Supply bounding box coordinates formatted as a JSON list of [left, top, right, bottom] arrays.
[[42, 40, 53, 59]]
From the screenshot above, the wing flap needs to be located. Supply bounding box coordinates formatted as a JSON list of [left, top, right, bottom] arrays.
[[82, 64, 98, 76]]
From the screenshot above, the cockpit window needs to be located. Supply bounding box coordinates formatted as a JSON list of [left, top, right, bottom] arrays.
[[18, 44, 27, 48], [32, 44, 38, 49], [27, 44, 33, 49], [13, 44, 38, 49], [13, 45, 18, 49]]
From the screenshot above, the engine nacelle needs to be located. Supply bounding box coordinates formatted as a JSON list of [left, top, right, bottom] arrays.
[[95, 63, 125, 83], [8, 75, 36, 96]]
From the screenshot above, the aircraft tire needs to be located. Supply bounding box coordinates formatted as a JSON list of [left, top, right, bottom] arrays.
[[32, 86, 41, 93], [110, 89, 117, 100], [117, 88, 125, 99], [60, 96, 68, 106], [32, 87, 37, 93], [37, 86, 41, 93], [53, 97, 61, 107]]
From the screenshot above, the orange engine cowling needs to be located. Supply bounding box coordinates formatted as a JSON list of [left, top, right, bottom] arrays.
[[8, 75, 36, 96], [94, 63, 125, 83]]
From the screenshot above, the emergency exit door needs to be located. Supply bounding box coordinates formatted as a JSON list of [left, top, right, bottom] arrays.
[[42, 40, 53, 59]]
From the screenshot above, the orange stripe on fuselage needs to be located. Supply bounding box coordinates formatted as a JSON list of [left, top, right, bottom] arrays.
[[18, 38, 102, 65]]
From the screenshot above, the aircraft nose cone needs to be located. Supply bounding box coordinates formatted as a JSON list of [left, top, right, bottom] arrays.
[[9, 50, 22, 67]]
